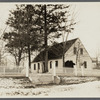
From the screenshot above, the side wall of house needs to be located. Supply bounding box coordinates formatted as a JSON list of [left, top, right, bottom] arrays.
[[48, 59, 63, 74], [31, 59, 63, 74], [31, 62, 43, 73], [31, 38, 93, 74], [65, 38, 93, 69]]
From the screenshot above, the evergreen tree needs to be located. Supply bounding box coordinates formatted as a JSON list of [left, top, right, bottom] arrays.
[[4, 4, 76, 71], [33, 4, 76, 71]]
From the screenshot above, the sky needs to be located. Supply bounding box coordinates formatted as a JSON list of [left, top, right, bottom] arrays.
[[0, 2, 100, 58]]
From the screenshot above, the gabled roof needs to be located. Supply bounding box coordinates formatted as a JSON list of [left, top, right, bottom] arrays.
[[33, 38, 78, 62]]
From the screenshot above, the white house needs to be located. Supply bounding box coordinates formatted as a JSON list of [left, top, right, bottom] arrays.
[[31, 38, 93, 75]]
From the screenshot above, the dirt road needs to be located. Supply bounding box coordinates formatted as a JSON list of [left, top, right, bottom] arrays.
[[0, 78, 100, 97], [38, 81, 100, 97]]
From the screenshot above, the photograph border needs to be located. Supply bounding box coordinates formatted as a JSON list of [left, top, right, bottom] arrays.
[[0, 0, 99, 100]]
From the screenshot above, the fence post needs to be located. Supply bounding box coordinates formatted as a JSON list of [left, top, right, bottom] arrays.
[[26, 65, 29, 77], [81, 65, 84, 76], [40, 63, 42, 73], [53, 61, 56, 76], [4, 67, 5, 75], [52, 61, 56, 82], [74, 65, 78, 76]]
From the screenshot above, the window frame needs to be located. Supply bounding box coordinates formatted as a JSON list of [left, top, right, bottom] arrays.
[[34, 64, 36, 70], [55, 61, 58, 67], [50, 61, 52, 69], [80, 48, 83, 55], [84, 61, 87, 68], [38, 63, 40, 70]]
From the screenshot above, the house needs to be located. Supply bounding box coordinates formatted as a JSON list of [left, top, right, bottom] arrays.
[[31, 38, 93, 75], [92, 58, 97, 68], [92, 58, 100, 69]]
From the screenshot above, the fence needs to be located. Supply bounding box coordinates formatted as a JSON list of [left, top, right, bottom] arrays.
[[82, 69, 100, 77], [29, 67, 100, 84], [56, 67, 100, 77], [0, 66, 26, 75], [56, 68, 75, 76]]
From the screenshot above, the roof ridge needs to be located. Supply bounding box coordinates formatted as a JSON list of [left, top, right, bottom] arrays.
[[62, 38, 78, 43], [50, 38, 78, 46]]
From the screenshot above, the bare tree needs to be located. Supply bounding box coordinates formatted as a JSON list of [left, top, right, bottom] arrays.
[[0, 26, 8, 66], [95, 48, 100, 68], [61, 5, 77, 67]]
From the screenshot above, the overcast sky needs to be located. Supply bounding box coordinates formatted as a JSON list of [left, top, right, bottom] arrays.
[[0, 2, 100, 58]]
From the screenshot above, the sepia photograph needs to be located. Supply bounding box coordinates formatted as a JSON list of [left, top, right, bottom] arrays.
[[0, 2, 99, 97]]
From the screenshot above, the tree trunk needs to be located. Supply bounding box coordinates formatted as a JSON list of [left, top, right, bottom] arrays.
[[62, 54, 65, 67], [15, 59, 20, 73], [16, 61, 20, 66], [63, 41, 65, 67], [18, 49, 22, 66], [28, 44, 31, 69], [44, 5, 48, 72], [14, 55, 19, 66], [62, 29, 69, 67], [0, 51, 1, 65], [96, 57, 98, 68]]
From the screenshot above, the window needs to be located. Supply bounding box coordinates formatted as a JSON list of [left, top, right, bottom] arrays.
[[55, 61, 58, 67], [73, 47, 77, 54], [38, 63, 40, 70], [80, 48, 83, 55], [43, 62, 45, 67], [84, 61, 87, 68], [50, 61, 52, 68], [34, 64, 36, 70]]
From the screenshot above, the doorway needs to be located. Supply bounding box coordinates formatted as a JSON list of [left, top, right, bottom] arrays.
[[65, 60, 75, 68]]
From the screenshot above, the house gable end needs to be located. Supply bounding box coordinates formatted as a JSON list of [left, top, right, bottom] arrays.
[[65, 38, 92, 59], [64, 38, 93, 69]]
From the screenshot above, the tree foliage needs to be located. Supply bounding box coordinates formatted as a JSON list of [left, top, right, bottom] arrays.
[[4, 4, 76, 70], [4, 5, 42, 67]]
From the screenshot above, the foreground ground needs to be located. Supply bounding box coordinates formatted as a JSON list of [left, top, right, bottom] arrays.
[[0, 77, 100, 97]]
